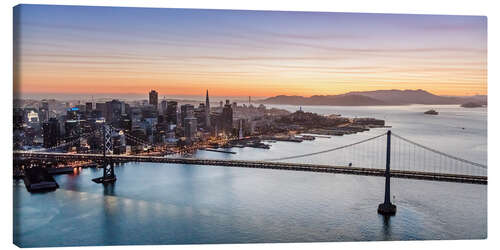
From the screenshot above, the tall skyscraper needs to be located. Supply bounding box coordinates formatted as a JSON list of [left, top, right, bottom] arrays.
[[222, 100, 233, 135], [105, 99, 123, 125], [39, 101, 49, 123], [180, 104, 195, 125], [205, 90, 210, 129], [85, 102, 93, 112], [160, 99, 167, 114], [238, 119, 243, 139], [166, 101, 178, 125], [183, 117, 197, 141], [95, 103, 106, 118], [149, 90, 158, 109], [42, 118, 60, 148]]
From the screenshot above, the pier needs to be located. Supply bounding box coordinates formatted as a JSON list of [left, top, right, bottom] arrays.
[[200, 148, 237, 154]]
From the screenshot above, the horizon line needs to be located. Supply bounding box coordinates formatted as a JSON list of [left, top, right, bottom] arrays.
[[15, 88, 487, 100]]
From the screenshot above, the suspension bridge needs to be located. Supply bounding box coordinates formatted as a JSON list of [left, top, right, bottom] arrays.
[[13, 125, 487, 216]]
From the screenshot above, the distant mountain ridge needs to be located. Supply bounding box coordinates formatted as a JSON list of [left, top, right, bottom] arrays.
[[260, 89, 487, 106]]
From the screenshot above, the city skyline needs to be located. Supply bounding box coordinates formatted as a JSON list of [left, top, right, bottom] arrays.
[[14, 5, 487, 97]]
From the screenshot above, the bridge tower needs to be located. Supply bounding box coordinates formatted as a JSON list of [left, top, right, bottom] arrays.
[[378, 130, 396, 215], [92, 125, 116, 184]]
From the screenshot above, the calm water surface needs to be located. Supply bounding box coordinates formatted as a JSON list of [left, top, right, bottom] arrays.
[[13, 105, 487, 247]]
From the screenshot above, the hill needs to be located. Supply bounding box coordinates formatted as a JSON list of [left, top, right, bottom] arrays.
[[260, 89, 483, 106]]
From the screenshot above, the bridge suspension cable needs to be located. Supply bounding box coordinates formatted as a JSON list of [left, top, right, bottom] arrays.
[[28, 131, 97, 152], [391, 132, 487, 169], [264, 131, 388, 161], [108, 125, 152, 147]]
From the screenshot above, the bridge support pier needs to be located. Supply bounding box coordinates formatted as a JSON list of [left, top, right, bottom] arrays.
[[378, 130, 396, 216], [92, 161, 116, 183], [92, 125, 117, 184]]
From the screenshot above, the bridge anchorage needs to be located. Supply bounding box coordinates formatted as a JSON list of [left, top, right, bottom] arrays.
[[92, 125, 116, 184], [378, 130, 396, 216]]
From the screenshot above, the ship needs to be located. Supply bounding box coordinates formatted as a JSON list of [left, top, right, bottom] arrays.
[[424, 109, 439, 115]]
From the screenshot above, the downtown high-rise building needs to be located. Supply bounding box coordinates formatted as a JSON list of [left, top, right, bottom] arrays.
[[166, 101, 178, 126], [85, 102, 93, 113], [222, 100, 233, 135], [149, 90, 158, 109], [183, 117, 197, 141], [160, 99, 167, 115], [180, 104, 195, 125], [42, 118, 60, 148], [38, 101, 49, 123], [205, 90, 210, 129]]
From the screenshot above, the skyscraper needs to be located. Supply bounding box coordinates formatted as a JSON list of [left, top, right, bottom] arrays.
[[95, 103, 106, 118], [160, 99, 167, 114], [180, 104, 195, 125], [205, 90, 211, 129], [149, 90, 158, 109], [105, 99, 123, 125], [166, 101, 178, 125], [42, 118, 60, 148], [183, 117, 197, 141], [39, 101, 49, 123], [222, 100, 233, 135], [85, 102, 93, 113]]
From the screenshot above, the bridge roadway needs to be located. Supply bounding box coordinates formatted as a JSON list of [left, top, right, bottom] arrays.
[[14, 151, 487, 185]]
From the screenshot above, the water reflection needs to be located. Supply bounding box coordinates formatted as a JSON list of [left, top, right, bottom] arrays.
[[13, 105, 487, 247], [101, 182, 119, 245], [381, 215, 392, 240], [103, 183, 115, 196]]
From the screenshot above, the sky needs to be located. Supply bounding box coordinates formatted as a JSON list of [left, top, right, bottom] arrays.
[[14, 4, 487, 98]]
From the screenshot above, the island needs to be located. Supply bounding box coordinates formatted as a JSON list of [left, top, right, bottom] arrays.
[[461, 102, 484, 108]]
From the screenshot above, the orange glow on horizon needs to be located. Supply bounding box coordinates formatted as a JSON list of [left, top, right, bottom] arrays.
[[14, 6, 487, 98]]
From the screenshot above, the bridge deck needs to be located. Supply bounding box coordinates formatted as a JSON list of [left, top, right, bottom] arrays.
[[14, 151, 487, 185]]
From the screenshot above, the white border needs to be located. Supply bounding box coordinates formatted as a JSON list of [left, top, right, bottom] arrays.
[[1, 1, 497, 250]]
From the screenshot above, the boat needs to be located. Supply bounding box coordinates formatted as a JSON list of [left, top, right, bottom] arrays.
[[298, 135, 316, 140], [424, 109, 438, 115], [201, 148, 237, 154]]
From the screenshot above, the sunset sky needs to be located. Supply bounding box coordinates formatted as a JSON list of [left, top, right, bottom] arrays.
[[14, 4, 487, 98]]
